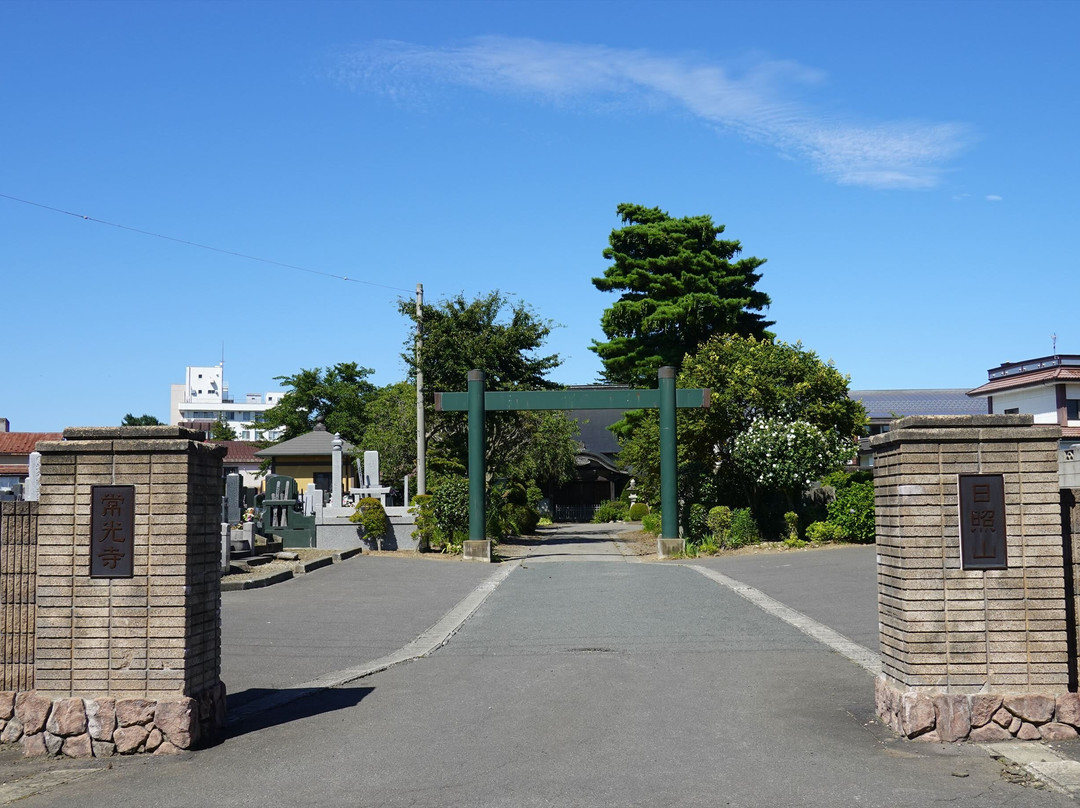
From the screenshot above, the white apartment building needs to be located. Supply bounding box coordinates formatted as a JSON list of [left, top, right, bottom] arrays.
[[169, 365, 284, 441]]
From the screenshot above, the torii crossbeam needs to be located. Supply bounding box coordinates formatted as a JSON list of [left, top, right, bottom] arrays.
[[434, 366, 710, 560]]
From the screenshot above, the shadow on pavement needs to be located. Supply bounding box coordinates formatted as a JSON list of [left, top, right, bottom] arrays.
[[222, 687, 374, 740]]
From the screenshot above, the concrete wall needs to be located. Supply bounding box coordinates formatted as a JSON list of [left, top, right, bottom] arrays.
[[314, 512, 418, 552]]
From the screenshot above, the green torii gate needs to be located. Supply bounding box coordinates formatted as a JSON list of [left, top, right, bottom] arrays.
[[434, 366, 711, 559]]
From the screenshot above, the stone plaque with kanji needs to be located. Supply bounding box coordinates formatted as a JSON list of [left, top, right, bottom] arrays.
[[958, 474, 1007, 570], [90, 485, 135, 578]]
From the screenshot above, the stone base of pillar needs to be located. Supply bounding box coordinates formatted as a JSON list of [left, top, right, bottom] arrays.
[[462, 540, 492, 562], [6, 682, 227, 758], [875, 676, 1080, 742], [657, 538, 685, 559]]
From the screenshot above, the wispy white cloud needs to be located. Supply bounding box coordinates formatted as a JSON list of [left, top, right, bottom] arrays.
[[332, 37, 970, 190], [986, 194, 1003, 202]]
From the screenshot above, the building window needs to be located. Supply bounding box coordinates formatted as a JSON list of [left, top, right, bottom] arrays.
[[1068, 400, 1080, 421], [1004, 408, 1019, 415]]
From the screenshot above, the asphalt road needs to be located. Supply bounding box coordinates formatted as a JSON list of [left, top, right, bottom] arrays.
[[4, 529, 1075, 807]]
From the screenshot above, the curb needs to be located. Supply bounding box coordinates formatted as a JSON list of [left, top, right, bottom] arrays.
[[221, 546, 363, 591], [982, 741, 1080, 796]]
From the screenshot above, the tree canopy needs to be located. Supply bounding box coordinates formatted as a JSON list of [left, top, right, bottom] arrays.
[[591, 203, 773, 386], [359, 381, 417, 486], [618, 335, 865, 527], [398, 290, 578, 487], [254, 362, 376, 444], [399, 291, 561, 393], [209, 417, 238, 441], [122, 413, 162, 426]]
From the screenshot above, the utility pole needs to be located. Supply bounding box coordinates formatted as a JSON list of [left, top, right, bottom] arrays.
[[415, 283, 426, 495]]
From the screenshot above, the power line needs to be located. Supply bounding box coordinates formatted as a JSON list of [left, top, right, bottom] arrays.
[[0, 192, 414, 294]]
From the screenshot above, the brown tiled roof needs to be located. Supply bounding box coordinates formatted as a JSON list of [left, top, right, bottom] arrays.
[[1062, 427, 1080, 439], [0, 433, 63, 456], [207, 441, 262, 464], [968, 367, 1080, 397], [0, 464, 28, 476]]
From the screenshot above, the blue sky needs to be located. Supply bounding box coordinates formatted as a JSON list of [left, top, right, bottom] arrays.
[[3, 0, 1077, 432]]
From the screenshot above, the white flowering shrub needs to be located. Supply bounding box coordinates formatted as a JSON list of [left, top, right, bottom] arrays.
[[732, 418, 857, 493]]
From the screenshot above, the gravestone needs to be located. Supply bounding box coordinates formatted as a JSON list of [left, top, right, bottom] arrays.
[[259, 474, 316, 548], [225, 473, 241, 525], [363, 450, 380, 487]]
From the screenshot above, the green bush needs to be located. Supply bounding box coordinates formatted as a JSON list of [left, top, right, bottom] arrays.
[[694, 536, 720, 555], [806, 521, 844, 542], [687, 502, 710, 542], [431, 476, 470, 546], [726, 508, 760, 548], [504, 502, 540, 535], [628, 502, 649, 522], [349, 497, 389, 546], [827, 480, 875, 542], [784, 511, 800, 542], [592, 500, 628, 523], [486, 509, 505, 541], [707, 506, 732, 541], [641, 511, 662, 535], [409, 494, 436, 552]]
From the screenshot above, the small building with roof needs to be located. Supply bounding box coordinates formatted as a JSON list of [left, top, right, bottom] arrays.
[[0, 425, 64, 492], [206, 440, 266, 490], [253, 422, 357, 500]]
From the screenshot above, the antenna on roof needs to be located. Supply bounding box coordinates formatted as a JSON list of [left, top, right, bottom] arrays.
[[1052, 333, 1058, 355]]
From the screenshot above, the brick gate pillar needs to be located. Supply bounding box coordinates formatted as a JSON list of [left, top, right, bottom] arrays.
[[872, 415, 1078, 742], [13, 426, 226, 757]]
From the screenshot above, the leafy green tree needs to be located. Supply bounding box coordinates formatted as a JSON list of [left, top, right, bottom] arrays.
[[253, 362, 376, 444], [122, 413, 162, 426], [398, 291, 577, 487], [399, 291, 560, 393], [591, 203, 773, 386], [209, 417, 238, 441], [358, 382, 417, 486], [619, 335, 866, 526]]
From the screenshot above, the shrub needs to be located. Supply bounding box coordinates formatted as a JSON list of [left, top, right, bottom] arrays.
[[592, 500, 628, 523], [782, 536, 808, 548], [431, 476, 470, 545], [695, 536, 720, 555], [805, 521, 844, 542], [504, 502, 540, 535], [707, 506, 732, 541], [827, 480, 875, 542], [784, 511, 800, 542], [687, 502, 710, 542], [410, 494, 435, 552], [349, 497, 388, 547], [628, 502, 649, 522], [726, 508, 760, 548], [641, 511, 662, 535]]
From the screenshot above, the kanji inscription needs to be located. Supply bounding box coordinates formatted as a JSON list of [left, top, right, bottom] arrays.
[[958, 474, 1007, 570], [90, 485, 135, 578]]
